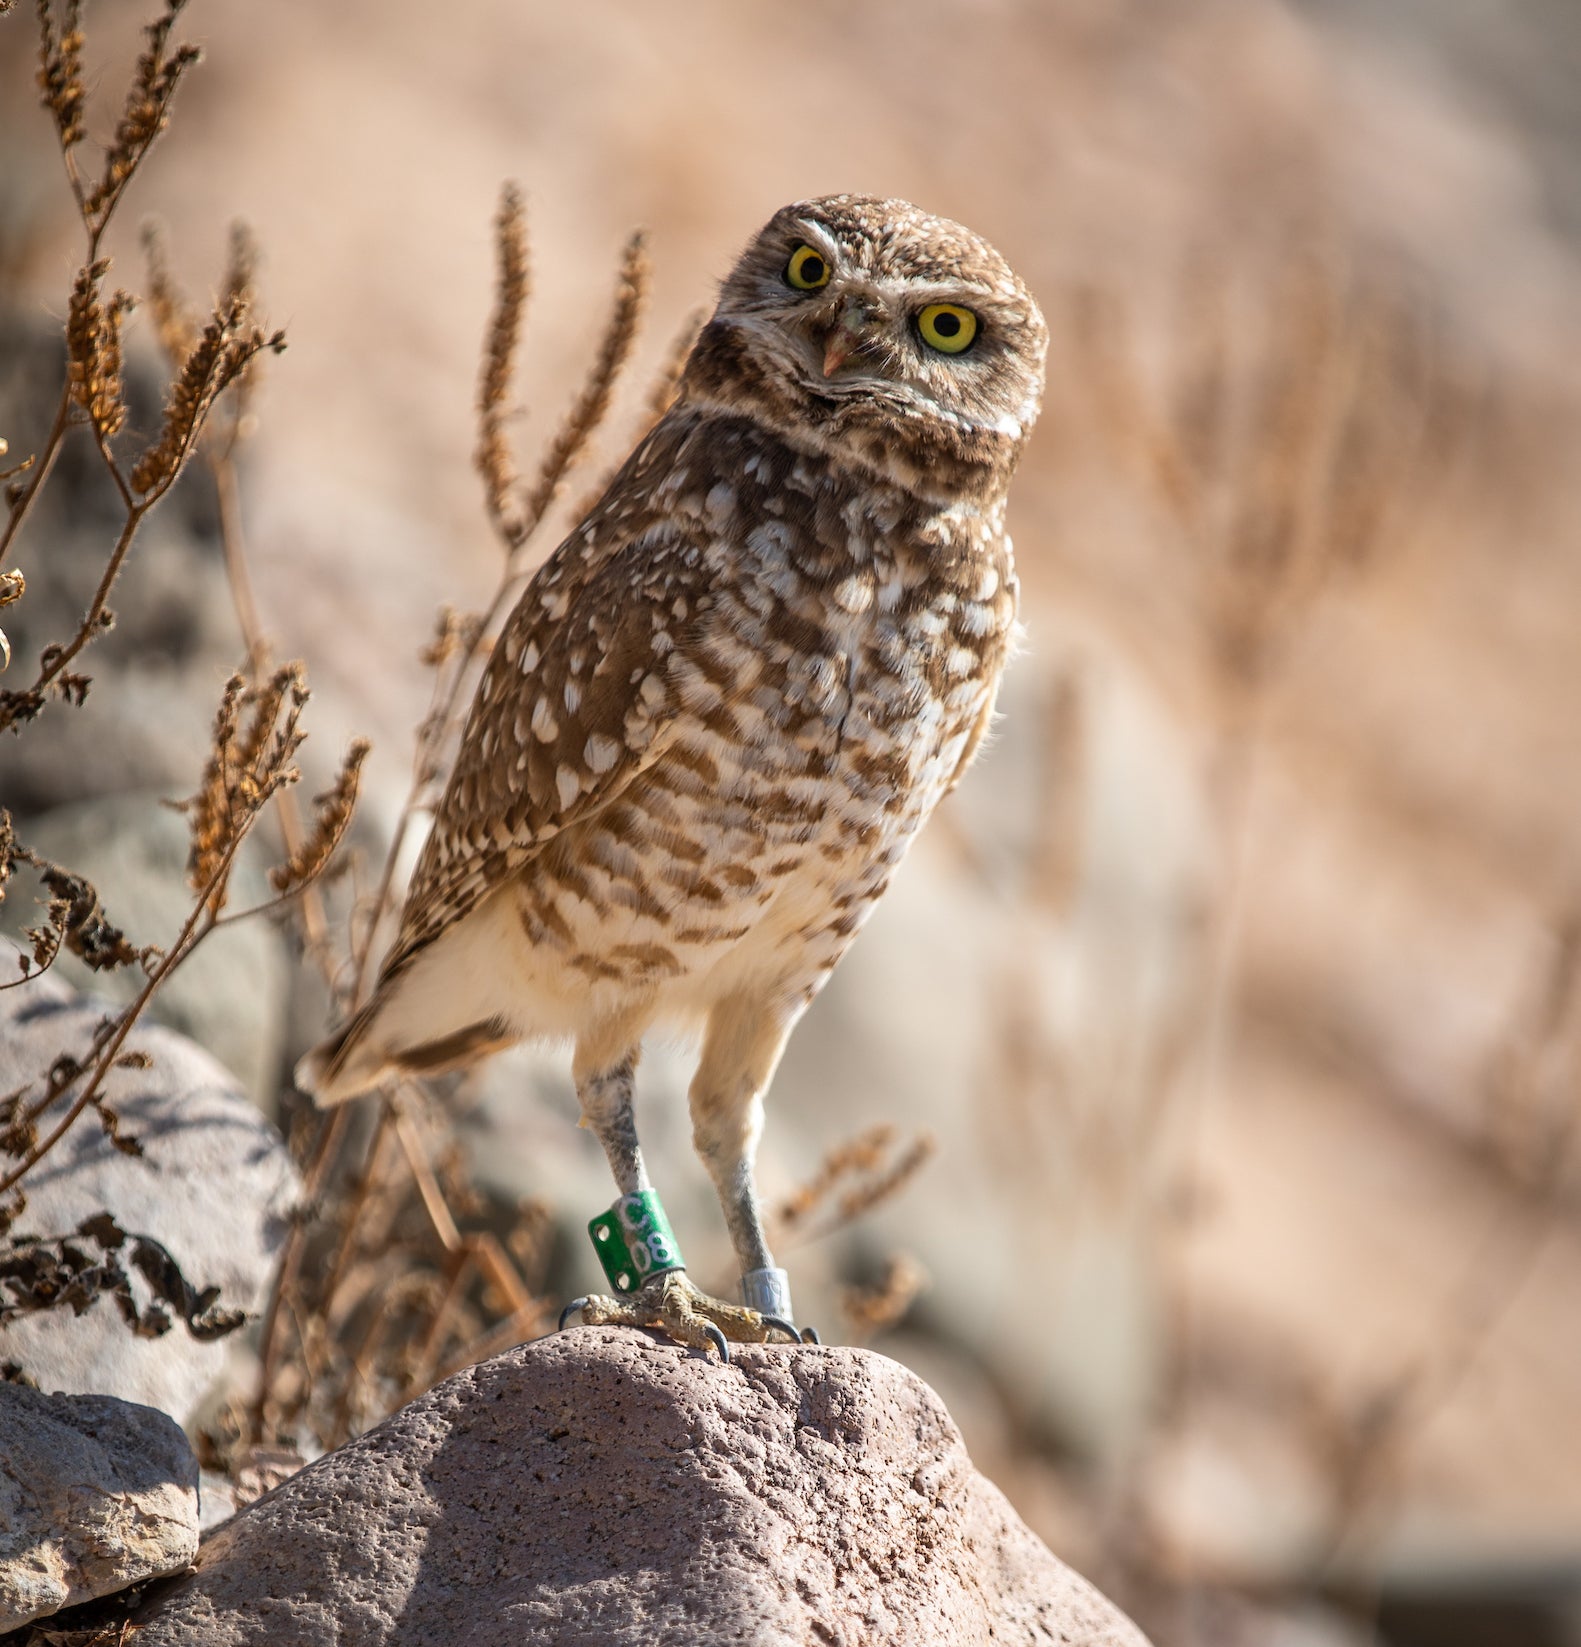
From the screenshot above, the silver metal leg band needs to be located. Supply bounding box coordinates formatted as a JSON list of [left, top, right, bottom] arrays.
[[741, 1265, 793, 1319]]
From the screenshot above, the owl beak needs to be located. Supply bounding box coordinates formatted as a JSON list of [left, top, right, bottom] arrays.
[[821, 300, 877, 378]]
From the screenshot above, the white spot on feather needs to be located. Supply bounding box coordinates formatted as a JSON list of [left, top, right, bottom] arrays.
[[832, 575, 873, 616], [703, 483, 736, 528], [585, 733, 621, 775]]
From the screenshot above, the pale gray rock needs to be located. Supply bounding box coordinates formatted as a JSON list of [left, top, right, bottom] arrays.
[[132, 1331, 1151, 1647], [0, 954, 299, 1429], [0, 1383, 199, 1632]]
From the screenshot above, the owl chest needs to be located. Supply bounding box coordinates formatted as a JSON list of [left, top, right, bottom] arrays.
[[521, 533, 1010, 980], [704, 553, 1006, 855]]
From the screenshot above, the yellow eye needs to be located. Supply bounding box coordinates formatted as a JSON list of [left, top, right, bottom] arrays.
[[785, 244, 831, 291], [916, 303, 978, 354]]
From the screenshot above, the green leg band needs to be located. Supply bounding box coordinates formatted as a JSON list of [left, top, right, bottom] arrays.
[[588, 1190, 685, 1295]]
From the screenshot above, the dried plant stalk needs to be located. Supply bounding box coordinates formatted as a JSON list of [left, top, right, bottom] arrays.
[[475, 183, 530, 550], [128, 296, 284, 496], [7, 843, 159, 977], [35, 0, 86, 151], [178, 664, 308, 913], [82, 0, 202, 229], [142, 220, 199, 366], [771, 1125, 936, 1247], [774, 1123, 895, 1237], [184, 672, 247, 893], [269, 738, 372, 896], [841, 1251, 928, 1338], [65, 260, 134, 441], [638, 306, 704, 435], [518, 229, 649, 531]]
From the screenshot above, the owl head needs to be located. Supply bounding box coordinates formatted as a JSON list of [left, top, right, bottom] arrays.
[[683, 195, 1048, 500]]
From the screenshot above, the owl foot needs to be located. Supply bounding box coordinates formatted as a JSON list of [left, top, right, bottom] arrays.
[[559, 1269, 779, 1364], [740, 1265, 819, 1345]]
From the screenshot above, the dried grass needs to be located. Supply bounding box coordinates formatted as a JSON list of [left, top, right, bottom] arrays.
[[475, 183, 531, 550], [839, 1251, 928, 1341], [517, 230, 649, 534], [770, 1124, 936, 1249]]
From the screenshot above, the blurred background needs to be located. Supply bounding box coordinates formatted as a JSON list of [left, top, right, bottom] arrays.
[[3, 2, 1581, 1643]]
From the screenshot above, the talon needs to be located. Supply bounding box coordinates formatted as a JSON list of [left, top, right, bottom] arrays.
[[558, 1296, 590, 1332], [800, 1325, 821, 1345], [703, 1322, 731, 1364], [761, 1313, 801, 1344]]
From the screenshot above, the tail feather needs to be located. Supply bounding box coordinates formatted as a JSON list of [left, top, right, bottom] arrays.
[[296, 997, 518, 1107], [294, 1000, 387, 1107]]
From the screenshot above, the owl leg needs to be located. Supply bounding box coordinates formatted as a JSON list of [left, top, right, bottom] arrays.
[[567, 1037, 776, 1359], [688, 996, 812, 1336], [574, 1052, 649, 1194]]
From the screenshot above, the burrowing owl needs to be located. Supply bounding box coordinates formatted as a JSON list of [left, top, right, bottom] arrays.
[[298, 195, 1047, 1354]]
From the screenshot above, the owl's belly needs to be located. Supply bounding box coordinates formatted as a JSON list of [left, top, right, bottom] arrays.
[[506, 663, 989, 1024]]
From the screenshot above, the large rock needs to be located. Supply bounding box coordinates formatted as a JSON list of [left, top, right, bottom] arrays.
[[132, 1331, 1150, 1646], [0, 956, 299, 1429], [0, 1384, 200, 1632]]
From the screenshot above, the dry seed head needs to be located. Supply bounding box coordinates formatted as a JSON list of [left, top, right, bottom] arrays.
[[183, 664, 309, 909], [64, 261, 133, 440], [185, 671, 247, 895], [640, 306, 706, 436], [835, 1130, 935, 1227], [840, 1252, 928, 1337], [84, 1, 202, 227], [772, 1123, 896, 1235], [230, 664, 298, 786], [221, 221, 260, 314], [269, 737, 370, 895], [419, 604, 475, 670], [25, 908, 64, 973], [35, 0, 86, 149], [220, 222, 268, 438], [476, 182, 530, 550], [25, 854, 156, 973], [141, 220, 198, 367], [519, 228, 649, 532], [129, 296, 283, 496], [563, 302, 708, 523]]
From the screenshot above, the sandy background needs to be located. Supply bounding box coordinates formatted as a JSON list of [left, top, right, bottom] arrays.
[[5, 3, 1581, 1643]]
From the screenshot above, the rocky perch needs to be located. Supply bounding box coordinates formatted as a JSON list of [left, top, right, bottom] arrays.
[[130, 1329, 1149, 1646]]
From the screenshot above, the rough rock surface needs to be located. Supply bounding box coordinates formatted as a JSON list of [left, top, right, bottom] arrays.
[[0, 955, 299, 1428], [0, 1384, 200, 1631], [133, 1331, 1150, 1646]]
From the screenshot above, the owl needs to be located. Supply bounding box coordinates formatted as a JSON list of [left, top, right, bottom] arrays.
[[297, 195, 1047, 1356]]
